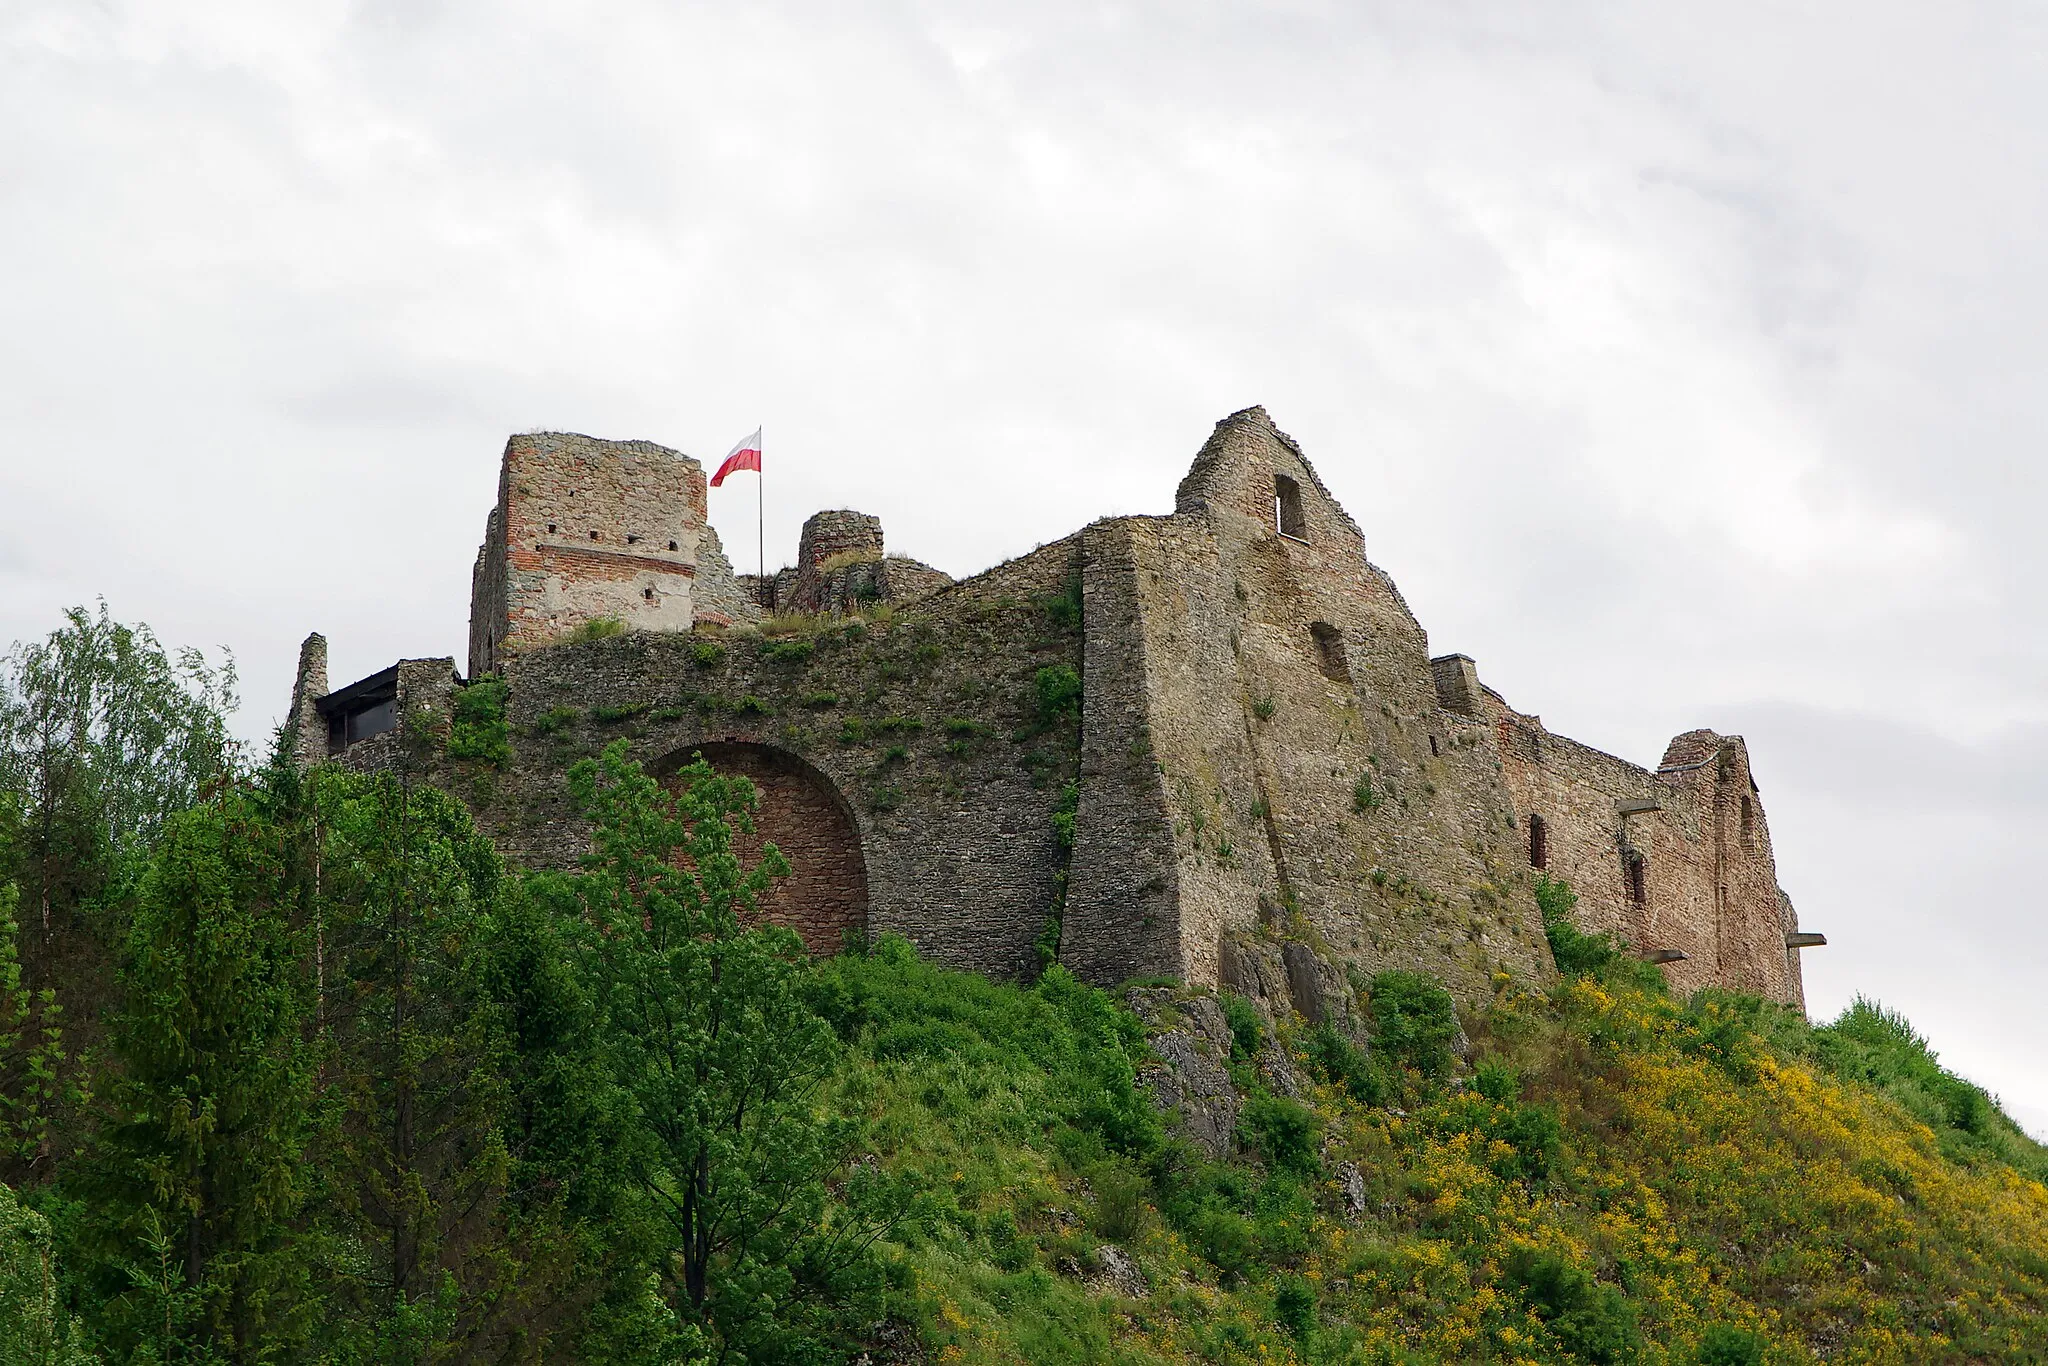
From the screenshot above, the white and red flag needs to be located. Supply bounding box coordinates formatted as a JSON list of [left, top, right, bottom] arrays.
[[710, 427, 762, 486]]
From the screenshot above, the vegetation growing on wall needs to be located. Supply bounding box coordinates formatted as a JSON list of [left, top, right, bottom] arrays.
[[446, 673, 510, 764], [565, 616, 627, 643], [1035, 665, 1082, 723]]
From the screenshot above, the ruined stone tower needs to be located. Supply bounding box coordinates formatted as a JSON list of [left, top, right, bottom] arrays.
[[467, 432, 757, 679]]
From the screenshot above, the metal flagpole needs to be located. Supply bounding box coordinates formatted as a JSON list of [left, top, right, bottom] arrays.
[[757, 426, 764, 587]]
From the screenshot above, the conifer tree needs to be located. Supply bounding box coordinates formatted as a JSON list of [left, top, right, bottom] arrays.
[[72, 786, 314, 1361], [0, 871, 65, 1181], [305, 767, 562, 1363]]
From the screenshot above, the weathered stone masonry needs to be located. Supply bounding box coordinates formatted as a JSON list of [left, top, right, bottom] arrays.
[[294, 409, 1821, 1012]]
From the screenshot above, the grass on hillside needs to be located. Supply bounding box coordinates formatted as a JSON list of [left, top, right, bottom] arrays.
[[815, 936, 2048, 1365]]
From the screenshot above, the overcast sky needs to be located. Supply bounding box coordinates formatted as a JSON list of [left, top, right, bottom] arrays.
[[5, 2, 2044, 1133]]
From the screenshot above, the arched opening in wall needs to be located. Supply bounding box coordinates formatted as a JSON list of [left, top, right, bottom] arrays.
[[661, 741, 868, 957], [1275, 473, 1307, 540], [1309, 622, 1351, 685], [1528, 814, 1548, 870], [1623, 849, 1648, 907]]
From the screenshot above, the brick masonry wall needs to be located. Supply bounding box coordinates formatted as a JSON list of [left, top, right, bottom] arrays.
[[327, 657, 459, 775], [788, 510, 884, 612], [692, 528, 758, 627], [1063, 518, 1188, 985], [469, 507, 508, 679], [675, 741, 869, 956]]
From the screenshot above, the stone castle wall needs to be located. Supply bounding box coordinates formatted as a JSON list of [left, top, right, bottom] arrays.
[[1472, 686, 1808, 1008], [441, 537, 1083, 979], [300, 408, 1817, 1013]]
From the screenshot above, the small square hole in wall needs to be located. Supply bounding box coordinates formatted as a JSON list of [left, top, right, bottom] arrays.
[[669, 540, 679, 551], [591, 530, 601, 540], [644, 588, 656, 601], [627, 534, 640, 544], [547, 523, 557, 533]]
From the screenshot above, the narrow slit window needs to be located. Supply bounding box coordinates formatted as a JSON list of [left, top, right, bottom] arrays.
[[1309, 621, 1351, 684], [1528, 814, 1548, 870], [1740, 795, 1754, 841], [1624, 849, 1648, 906], [1275, 473, 1307, 539]]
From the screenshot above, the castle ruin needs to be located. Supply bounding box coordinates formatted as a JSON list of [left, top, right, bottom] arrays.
[[289, 408, 1822, 1013]]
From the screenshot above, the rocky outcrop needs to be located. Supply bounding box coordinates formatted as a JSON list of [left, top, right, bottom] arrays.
[[1089, 1244, 1148, 1298], [1125, 988, 1239, 1160]]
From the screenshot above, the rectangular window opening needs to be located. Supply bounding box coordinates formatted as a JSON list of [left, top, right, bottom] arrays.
[[1529, 814, 1548, 870], [1624, 849, 1648, 906], [1275, 472, 1307, 540]]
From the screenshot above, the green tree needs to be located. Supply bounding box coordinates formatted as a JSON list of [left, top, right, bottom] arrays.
[[0, 606, 237, 1189], [474, 869, 683, 1361], [71, 787, 314, 1362], [569, 740, 894, 1361], [0, 603, 237, 943]]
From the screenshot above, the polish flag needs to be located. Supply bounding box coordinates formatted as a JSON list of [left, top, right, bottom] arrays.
[[710, 428, 762, 486]]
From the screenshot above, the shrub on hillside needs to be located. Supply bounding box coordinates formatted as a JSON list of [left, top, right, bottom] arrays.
[[1505, 1248, 1640, 1365], [1304, 1021, 1390, 1106], [1239, 1094, 1319, 1177], [1698, 1323, 1766, 1366], [1366, 970, 1459, 1079], [1813, 996, 2045, 1177]]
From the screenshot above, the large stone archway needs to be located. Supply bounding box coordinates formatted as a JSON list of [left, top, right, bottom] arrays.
[[668, 741, 869, 956]]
